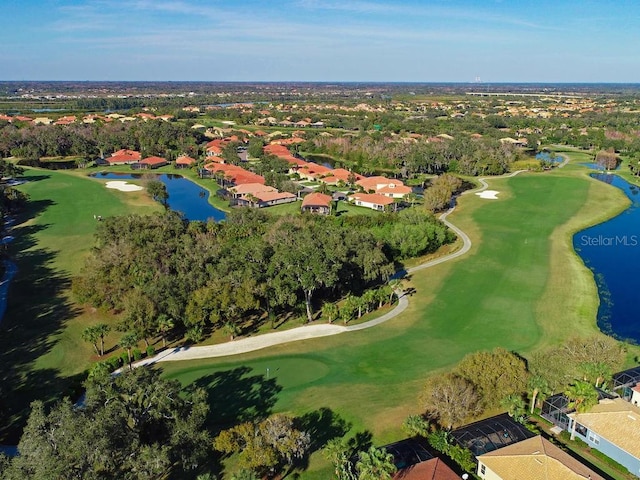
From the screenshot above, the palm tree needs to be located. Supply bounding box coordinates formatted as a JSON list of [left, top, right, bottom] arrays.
[[361, 289, 377, 314], [527, 374, 550, 414], [156, 314, 174, 348], [120, 332, 138, 369], [321, 302, 339, 324], [222, 321, 241, 341], [355, 446, 396, 480], [579, 361, 612, 388], [82, 325, 100, 356], [565, 380, 599, 440], [501, 394, 527, 423], [95, 323, 110, 356], [387, 278, 403, 304]]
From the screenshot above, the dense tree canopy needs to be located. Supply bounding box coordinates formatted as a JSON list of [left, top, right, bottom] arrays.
[[73, 208, 452, 341], [1, 368, 210, 479]]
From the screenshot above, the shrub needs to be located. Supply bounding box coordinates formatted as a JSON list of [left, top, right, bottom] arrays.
[[146, 345, 156, 357], [133, 348, 143, 361]]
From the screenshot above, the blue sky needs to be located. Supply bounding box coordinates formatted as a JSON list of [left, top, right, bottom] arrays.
[[1, 0, 639, 82]]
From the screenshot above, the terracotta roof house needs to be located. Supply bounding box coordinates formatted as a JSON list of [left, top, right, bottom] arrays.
[[301, 192, 332, 215], [53, 115, 77, 125], [376, 184, 413, 198], [271, 137, 305, 146], [393, 458, 459, 480], [175, 155, 197, 167], [348, 193, 394, 211], [567, 398, 640, 475], [263, 144, 306, 166], [205, 139, 225, 158], [477, 435, 605, 480], [203, 163, 265, 186], [106, 149, 142, 165], [320, 168, 363, 185], [237, 190, 297, 208], [0, 114, 13, 122], [357, 175, 405, 192], [356, 176, 411, 199], [137, 156, 168, 169], [296, 163, 332, 181], [229, 183, 278, 199]]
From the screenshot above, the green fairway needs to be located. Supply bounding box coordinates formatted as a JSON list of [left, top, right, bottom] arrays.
[[0, 168, 161, 442], [161, 164, 631, 478]]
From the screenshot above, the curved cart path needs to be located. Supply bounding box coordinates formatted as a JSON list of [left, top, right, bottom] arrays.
[[135, 171, 527, 366]]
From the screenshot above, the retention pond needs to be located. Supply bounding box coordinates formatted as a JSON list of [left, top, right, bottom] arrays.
[[573, 173, 640, 343], [91, 172, 226, 222]]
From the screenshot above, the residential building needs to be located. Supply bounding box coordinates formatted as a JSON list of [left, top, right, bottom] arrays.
[[105, 149, 142, 165], [203, 163, 265, 186], [567, 398, 640, 476], [175, 155, 197, 168], [301, 192, 332, 215], [356, 176, 412, 199], [236, 190, 297, 208], [229, 183, 278, 199], [137, 156, 168, 169], [477, 435, 605, 480], [393, 458, 459, 480], [348, 193, 394, 211]]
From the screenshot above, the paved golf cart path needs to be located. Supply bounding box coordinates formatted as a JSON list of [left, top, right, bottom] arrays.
[[135, 171, 527, 366]]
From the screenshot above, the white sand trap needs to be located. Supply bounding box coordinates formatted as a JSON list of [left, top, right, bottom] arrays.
[[105, 181, 144, 192], [476, 190, 500, 199]]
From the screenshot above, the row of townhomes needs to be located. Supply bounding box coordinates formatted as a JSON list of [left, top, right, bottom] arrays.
[[202, 135, 413, 212]]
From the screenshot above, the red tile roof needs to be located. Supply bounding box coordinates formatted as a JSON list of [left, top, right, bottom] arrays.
[[176, 155, 196, 165], [393, 458, 459, 480], [349, 193, 394, 206], [247, 191, 296, 202], [357, 175, 405, 191], [140, 156, 167, 166], [204, 163, 265, 185], [263, 144, 306, 166], [302, 192, 332, 208], [230, 183, 277, 195], [107, 149, 142, 164]]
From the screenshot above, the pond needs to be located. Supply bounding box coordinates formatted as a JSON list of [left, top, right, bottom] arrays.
[[535, 151, 563, 163], [573, 173, 640, 343], [91, 172, 226, 222]]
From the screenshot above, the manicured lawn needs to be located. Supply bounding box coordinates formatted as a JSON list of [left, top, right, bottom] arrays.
[[161, 162, 630, 478], [0, 167, 161, 442]]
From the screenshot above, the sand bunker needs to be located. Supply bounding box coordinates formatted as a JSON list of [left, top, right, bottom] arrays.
[[476, 190, 500, 200], [106, 181, 144, 192]]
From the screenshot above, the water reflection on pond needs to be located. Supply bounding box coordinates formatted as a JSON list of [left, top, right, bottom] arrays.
[[91, 172, 226, 222]]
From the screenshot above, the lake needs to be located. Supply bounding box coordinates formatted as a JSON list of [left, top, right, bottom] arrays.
[[573, 173, 640, 343], [91, 172, 226, 222]]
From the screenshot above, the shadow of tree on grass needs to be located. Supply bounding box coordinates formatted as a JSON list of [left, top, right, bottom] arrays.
[[0, 198, 82, 444], [191, 366, 283, 435]]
